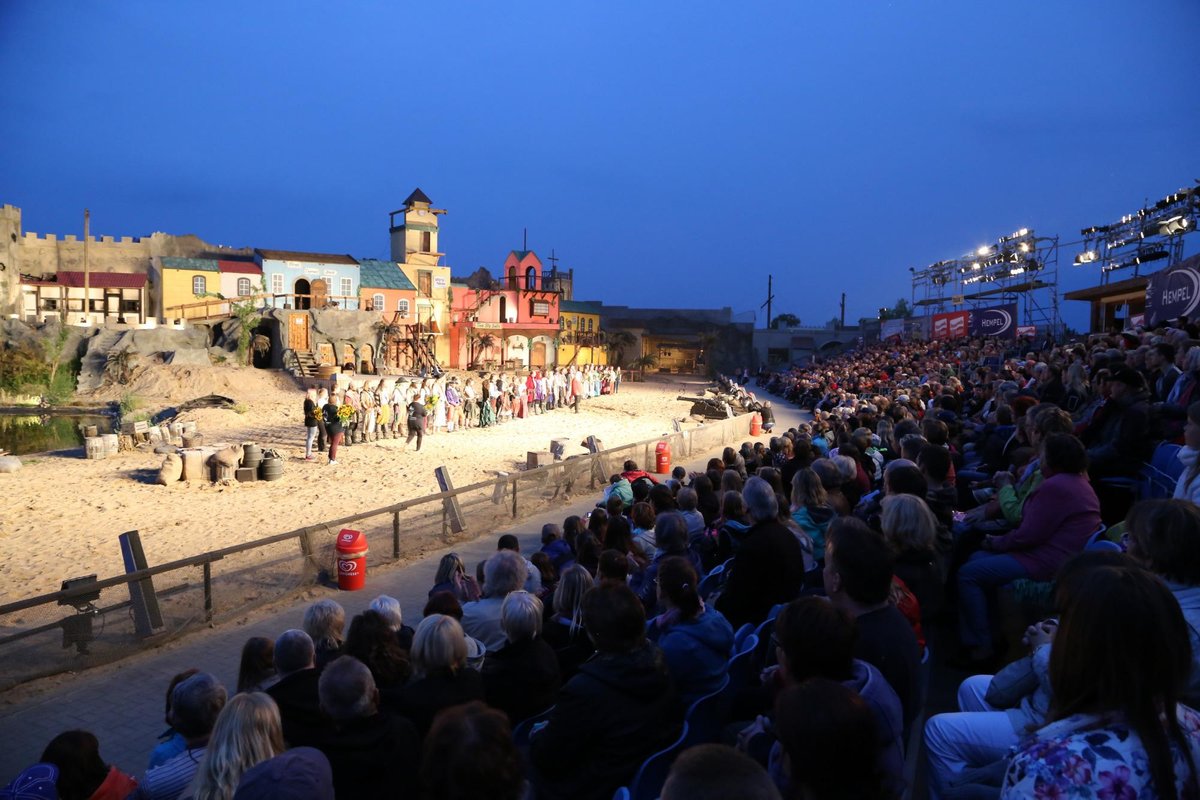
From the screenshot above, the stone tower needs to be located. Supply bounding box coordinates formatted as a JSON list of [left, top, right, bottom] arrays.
[[0, 205, 22, 316], [389, 188, 445, 266]]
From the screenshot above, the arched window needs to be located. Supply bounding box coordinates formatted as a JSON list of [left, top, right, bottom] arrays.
[[525, 266, 537, 290], [192, 275, 206, 295], [237, 277, 252, 296], [373, 293, 385, 312], [507, 268, 517, 289]]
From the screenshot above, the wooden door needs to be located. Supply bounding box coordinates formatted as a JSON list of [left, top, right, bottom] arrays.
[[531, 341, 546, 367], [289, 313, 310, 352], [311, 279, 328, 309], [318, 342, 335, 365]]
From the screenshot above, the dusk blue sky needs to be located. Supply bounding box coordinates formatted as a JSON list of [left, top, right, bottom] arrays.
[[2, 1, 1198, 330]]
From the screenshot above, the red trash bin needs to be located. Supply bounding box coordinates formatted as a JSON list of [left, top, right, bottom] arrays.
[[655, 439, 671, 474], [335, 528, 368, 591]]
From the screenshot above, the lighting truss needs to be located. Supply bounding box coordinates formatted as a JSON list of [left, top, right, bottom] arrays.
[[1075, 183, 1200, 282], [910, 227, 1061, 336]]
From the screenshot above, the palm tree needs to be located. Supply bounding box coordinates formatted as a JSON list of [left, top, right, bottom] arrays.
[[104, 348, 138, 385], [606, 330, 636, 367], [631, 353, 658, 377], [470, 332, 496, 367]]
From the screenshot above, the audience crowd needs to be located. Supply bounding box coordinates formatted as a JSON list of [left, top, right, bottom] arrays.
[[7, 327, 1200, 799]]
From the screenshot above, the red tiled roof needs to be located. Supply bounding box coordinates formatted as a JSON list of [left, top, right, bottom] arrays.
[[56, 271, 147, 289], [218, 260, 261, 274]]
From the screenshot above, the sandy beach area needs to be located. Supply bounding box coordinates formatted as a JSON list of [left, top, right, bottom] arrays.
[[0, 366, 709, 604]]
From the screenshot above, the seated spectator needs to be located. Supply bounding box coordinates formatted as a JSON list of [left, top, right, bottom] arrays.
[[677, 487, 706, 543], [880, 493, 943, 627], [315, 656, 419, 800], [1125, 499, 1200, 705], [824, 517, 921, 731], [1084, 365, 1150, 479], [715, 489, 753, 563], [539, 523, 574, 572], [774, 678, 887, 800], [390, 615, 485, 735], [134, 672, 227, 800], [38, 730, 137, 800], [369, 594, 415, 650], [236, 637, 277, 695], [530, 584, 683, 800], [461, 550, 528, 651], [422, 591, 486, 670], [530, 551, 558, 602], [745, 597, 904, 798], [185, 692, 283, 800], [605, 514, 648, 570], [302, 599, 345, 672], [790, 467, 836, 556], [421, 702, 527, 800], [344, 609, 411, 690], [916, 444, 956, 531], [498, 533, 542, 594], [631, 511, 702, 612], [1175, 401, 1200, 505], [148, 668, 200, 769], [542, 564, 596, 680], [924, 550, 1127, 798], [648, 555, 734, 705], [716, 477, 807, 629], [660, 743, 781, 800], [811, 458, 850, 515], [631, 501, 658, 558], [574, 529, 602, 575], [1000, 565, 1200, 798], [597, 548, 630, 587], [958, 434, 1100, 667], [265, 630, 324, 748], [693, 474, 721, 525], [232, 747, 333, 800], [562, 515, 584, 553], [481, 591, 561, 723], [428, 552, 481, 604]]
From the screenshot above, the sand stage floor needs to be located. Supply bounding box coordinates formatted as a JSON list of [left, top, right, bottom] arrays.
[[0, 366, 712, 604]]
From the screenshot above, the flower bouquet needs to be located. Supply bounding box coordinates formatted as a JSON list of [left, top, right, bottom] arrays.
[[337, 404, 355, 422]]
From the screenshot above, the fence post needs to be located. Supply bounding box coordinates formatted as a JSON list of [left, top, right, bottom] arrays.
[[392, 512, 401, 559], [202, 562, 213, 623], [512, 475, 519, 518]]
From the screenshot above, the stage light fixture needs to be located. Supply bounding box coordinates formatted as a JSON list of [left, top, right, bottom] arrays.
[[1074, 250, 1099, 265], [1159, 216, 1191, 236], [976, 246, 991, 256]]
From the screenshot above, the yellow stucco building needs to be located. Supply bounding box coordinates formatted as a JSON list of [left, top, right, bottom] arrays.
[[391, 189, 453, 366], [558, 300, 607, 366]]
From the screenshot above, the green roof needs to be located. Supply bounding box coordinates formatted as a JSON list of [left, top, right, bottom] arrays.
[[161, 256, 219, 272], [560, 300, 603, 314], [358, 259, 416, 290]]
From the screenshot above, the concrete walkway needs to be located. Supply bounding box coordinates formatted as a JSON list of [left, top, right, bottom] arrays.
[[0, 385, 805, 783]]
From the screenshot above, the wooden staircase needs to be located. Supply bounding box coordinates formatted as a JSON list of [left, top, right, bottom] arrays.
[[292, 350, 320, 378]]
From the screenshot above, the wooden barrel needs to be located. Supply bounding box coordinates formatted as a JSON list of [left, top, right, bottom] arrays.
[[258, 455, 284, 482], [180, 448, 206, 481], [210, 462, 236, 482], [317, 365, 338, 380], [182, 432, 204, 448], [101, 434, 119, 456], [84, 436, 106, 459]]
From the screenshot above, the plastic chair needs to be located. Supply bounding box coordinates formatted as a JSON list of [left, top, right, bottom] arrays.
[[682, 674, 731, 747], [628, 722, 689, 800], [698, 563, 726, 600], [733, 622, 755, 649], [1085, 523, 1109, 548], [727, 633, 760, 689], [512, 705, 555, 749], [612, 789, 631, 800], [1087, 539, 1123, 552]]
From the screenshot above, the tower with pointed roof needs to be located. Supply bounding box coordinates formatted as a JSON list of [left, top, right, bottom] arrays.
[[389, 188, 445, 266]]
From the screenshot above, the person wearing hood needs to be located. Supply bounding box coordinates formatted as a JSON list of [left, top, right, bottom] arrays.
[[530, 584, 683, 800], [647, 556, 734, 706], [1084, 365, 1150, 479], [789, 468, 836, 558], [1125, 499, 1200, 706]]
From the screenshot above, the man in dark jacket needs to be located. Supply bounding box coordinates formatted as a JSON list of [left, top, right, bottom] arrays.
[[1085, 366, 1150, 479], [530, 584, 683, 800], [266, 629, 325, 748], [715, 477, 806, 628], [314, 655, 419, 800]]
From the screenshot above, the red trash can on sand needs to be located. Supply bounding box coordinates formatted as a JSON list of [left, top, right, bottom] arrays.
[[335, 528, 368, 591], [655, 439, 671, 474], [750, 412, 762, 436]]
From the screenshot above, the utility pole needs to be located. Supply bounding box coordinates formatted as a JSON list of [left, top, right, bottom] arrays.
[[839, 292, 846, 329], [760, 274, 775, 329], [83, 209, 90, 326]]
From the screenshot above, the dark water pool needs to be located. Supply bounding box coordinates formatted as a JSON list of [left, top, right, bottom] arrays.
[[0, 412, 115, 456]]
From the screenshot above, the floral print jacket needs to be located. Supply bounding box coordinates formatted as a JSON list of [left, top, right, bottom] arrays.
[[1002, 706, 1200, 798]]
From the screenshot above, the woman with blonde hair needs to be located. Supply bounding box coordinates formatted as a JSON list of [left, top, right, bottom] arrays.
[[881, 493, 944, 630], [542, 564, 596, 680], [302, 598, 344, 671], [185, 692, 283, 800], [390, 614, 484, 735], [790, 467, 836, 556], [429, 552, 481, 603]]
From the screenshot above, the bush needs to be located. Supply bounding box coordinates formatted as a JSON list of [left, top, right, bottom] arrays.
[[0, 343, 51, 395], [119, 393, 143, 415]]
